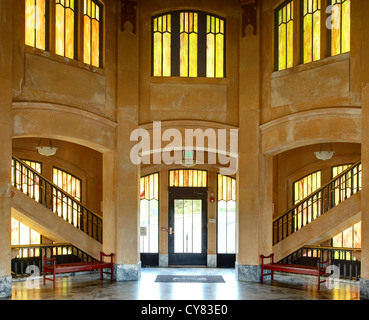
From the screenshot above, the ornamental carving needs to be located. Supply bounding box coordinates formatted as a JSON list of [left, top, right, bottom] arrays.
[[239, 0, 258, 37], [121, 0, 137, 34]]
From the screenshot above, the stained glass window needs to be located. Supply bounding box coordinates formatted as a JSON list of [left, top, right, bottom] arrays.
[[293, 171, 321, 230], [180, 12, 198, 77], [140, 173, 159, 253], [83, 0, 102, 67], [25, 0, 48, 50], [332, 222, 361, 249], [207, 15, 225, 78], [332, 164, 361, 250], [293, 170, 321, 205], [12, 159, 42, 202], [217, 174, 236, 254], [302, 0, 321, 64], [11, 218, 41, 246], [153, 14, 172, 77], [152, 11, 225, 78], [53, 167, 81, 226], [169, 169, 207, 187], [331, 163, 362, 206], [276, 0, 294, 70], [330, 0, 350, 56], [55, 0, 76, 59]]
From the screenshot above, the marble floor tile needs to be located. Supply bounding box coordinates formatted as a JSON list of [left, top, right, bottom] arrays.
[[1, 267, 361, 301]]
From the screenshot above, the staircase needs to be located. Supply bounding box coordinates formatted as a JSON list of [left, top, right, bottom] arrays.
[[11, 156, 103, 259], [272, 161, 362, 262]]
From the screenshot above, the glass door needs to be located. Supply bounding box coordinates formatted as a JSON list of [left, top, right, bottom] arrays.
[[168, 188, 207, 266]]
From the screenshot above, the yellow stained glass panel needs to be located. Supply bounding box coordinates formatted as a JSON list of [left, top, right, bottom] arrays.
[[83, 0, 101, 67], [331, 0, 350, 56], [277, 1, 293, 70], [25, 0, 46, 50]]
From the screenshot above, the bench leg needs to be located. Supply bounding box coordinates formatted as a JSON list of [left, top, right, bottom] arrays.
[[53, 271, 55, 289], [261, 267, 263, 284]]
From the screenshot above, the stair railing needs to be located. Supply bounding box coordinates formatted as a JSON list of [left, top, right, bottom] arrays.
[[11, 156, 103, 243], [273, 161, 361, 245], [280, 246, 361, 281], [11, 243, 96, 278]]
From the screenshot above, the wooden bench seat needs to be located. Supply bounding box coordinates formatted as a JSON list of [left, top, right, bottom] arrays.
[[43, 252, 114, 288], [260, 254, 329, 291]]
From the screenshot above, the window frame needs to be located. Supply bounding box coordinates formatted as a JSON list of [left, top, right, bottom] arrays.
[[82, 0, 104, 68], [52, 166, 82, 201], [54, 0, 79, 60], [24, 0, 104, 69], [274, 0, 294, 71], [300, 0, 322, 64], [151, 10, 226, 78], [168, 169, 208, 188], [217, 173, 237, 255], [25, 0, 50, 51], [140, 172, 160, 254], [327, 0, 351, 57], [292, 170, 322, 205]]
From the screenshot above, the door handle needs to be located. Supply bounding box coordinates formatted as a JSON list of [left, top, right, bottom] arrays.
[[169, 227, 174, 235]]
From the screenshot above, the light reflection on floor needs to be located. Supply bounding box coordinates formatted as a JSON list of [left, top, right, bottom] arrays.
[[2, 267, 361, 301]]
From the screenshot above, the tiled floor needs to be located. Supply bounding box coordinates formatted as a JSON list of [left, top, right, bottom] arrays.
[[2, 267, 361, 301]]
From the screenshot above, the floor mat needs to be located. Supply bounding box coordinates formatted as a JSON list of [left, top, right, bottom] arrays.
[[154, 275, 225, 283]]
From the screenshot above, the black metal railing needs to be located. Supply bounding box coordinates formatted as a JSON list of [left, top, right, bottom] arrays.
[[12, 156, 103, 242], [280, 246, 361, 281], [11, 243, 96, 279], [273, 161, 362, 245]]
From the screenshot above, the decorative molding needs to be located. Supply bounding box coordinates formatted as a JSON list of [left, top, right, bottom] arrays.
[[121, 0, 137, 34], [260, 108, 362, 133], [239, 0, 258, 37]]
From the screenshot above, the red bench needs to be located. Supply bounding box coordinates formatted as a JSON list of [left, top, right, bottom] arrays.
[[43, 252, 114, 288], [260, 254, 329, 291]]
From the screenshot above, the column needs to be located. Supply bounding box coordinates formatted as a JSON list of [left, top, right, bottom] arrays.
[[113, 4, 141, 281], [0, 0, 13, 298], [236, 8, 264, 282], [360, 85, 369, 298], [359, 0, 369, 299]]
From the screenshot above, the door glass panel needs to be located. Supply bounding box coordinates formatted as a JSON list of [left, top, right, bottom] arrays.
[[174, 199, 202, 253]]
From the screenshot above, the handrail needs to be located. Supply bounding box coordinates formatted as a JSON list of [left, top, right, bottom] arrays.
[[11, 156, 103, 243], [273, 161, 362, 245]]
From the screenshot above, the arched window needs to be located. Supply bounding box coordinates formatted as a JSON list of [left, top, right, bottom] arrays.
[[152, 11, 225, 78]]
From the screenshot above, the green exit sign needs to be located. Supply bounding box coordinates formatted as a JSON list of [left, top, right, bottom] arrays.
[[183, 150, 194, 159]]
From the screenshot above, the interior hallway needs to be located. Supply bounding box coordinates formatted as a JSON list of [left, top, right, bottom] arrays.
[[1, 267, 360, 301]]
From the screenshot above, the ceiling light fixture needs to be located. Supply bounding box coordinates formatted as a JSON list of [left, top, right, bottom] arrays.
[[315, 144, 335, 161], [37, 139, 58, 157]]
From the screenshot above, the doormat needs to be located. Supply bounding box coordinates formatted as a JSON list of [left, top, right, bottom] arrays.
[[155, 275, 225, 283]]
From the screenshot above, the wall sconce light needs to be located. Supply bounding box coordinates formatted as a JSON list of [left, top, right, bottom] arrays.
[[315, 144, 335, 161], [36, 139, 58, 157]]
